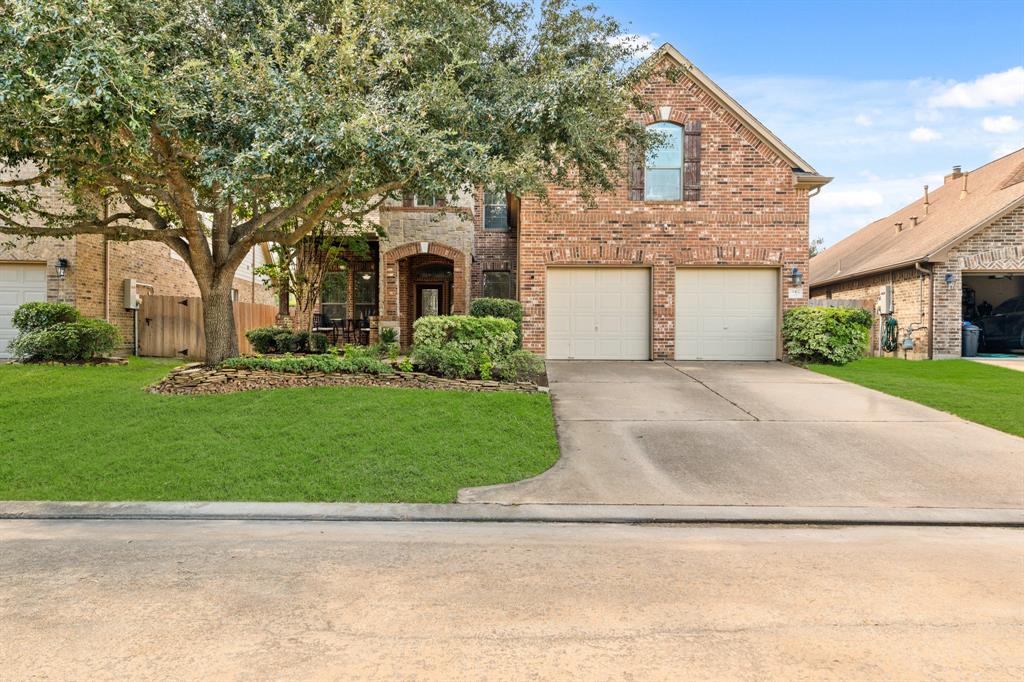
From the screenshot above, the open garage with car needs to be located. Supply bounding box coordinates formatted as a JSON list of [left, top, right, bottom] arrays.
[[963, 272, 1024, 353]]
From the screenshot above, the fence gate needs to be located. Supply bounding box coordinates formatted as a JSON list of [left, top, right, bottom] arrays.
[[138, 295, 277, 359]]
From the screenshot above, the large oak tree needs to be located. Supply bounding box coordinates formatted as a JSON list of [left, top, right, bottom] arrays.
[[0, 0, 653, 363]]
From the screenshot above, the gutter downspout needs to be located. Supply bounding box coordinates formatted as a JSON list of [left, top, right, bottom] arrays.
[[915, 262, 933, 359]]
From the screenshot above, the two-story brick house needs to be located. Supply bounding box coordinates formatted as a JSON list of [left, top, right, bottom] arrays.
[[336, 44, 829, 360]]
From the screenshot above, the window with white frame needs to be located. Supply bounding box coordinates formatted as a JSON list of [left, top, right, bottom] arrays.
[[644, 122, 683, 201]]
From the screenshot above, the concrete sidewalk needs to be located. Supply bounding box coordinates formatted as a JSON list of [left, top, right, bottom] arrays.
[[459, 361, 1024, 508]]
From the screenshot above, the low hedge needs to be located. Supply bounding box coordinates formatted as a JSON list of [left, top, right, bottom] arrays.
[[10, 318, 121, 362], [412, 315, 518, 361], [221, 354, 393, 375], [783, 306, 872, 365], [11, 301, 80, 333], [246, 327, 328, 354], [469, 298, 523, 347]]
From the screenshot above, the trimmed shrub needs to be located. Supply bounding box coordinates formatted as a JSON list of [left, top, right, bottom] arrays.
[[783, 306, 872, 365], [308, 332, 329, 353], [10, 319, 120, 362], [469, 298, 523, 347], [11, 301, 79, 333], [221, 353, 393, 375], [412, 315, 517, 361], [245, 327, 328, 354], [438, 345, 475, 379], [496, 349, 545, 382]]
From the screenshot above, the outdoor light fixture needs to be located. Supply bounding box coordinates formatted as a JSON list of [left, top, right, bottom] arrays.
[[945, 272, 955, 288], [788, 267, 803, 286], [360, 272, 372, 280], [55, 257, 69, 279]]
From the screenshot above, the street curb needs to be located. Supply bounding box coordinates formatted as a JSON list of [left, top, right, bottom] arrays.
[[1, 501, 1022, 527]]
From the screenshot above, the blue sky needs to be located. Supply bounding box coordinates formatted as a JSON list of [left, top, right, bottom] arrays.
[[598, 0, 1024, 246]]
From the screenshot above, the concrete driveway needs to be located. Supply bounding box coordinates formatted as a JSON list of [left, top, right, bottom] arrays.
[[460, 361, 1024, 507]]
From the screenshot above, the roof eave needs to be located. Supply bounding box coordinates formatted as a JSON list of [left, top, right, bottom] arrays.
[[795, 173, 833, 189], [809, 258, 926, 289]]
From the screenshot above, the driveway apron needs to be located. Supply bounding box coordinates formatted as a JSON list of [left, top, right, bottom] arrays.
[[459, 361, 1024, 507]]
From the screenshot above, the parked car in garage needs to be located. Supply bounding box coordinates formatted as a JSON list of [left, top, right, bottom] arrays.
[[975, 295, 1024, 351]]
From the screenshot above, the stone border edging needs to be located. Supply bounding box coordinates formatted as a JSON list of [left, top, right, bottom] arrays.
[[1, 501, 1021, 527]]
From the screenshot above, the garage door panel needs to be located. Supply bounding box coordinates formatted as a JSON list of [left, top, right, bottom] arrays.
[[676, 268, 778, 361], [546, 268, 650, 360], [0, 264, 48, 359]]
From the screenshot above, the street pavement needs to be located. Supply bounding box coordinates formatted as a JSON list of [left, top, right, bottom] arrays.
[[2, 519, 1021, 680]]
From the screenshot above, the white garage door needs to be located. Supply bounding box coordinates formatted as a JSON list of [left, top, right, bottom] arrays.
[[0, 264, 47, 359], [676, 268, 778, 361], [546, 268, 650, 360]]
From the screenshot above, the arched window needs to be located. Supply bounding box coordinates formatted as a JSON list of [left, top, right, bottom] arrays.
[[645, 122, 683, 201]]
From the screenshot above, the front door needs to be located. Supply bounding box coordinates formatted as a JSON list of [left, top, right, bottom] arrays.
[[416, 284, 443, 319]]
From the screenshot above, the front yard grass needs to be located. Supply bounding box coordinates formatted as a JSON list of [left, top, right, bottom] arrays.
[[0, 358, 559, 502], [809, 358, 1024, 438]]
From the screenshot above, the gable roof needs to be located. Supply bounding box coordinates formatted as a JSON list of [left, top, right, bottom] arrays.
[[654, 44, 830, 187], [810, 147, 1024, 288]]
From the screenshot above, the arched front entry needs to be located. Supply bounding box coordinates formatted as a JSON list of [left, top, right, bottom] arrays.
[[381, 242, 469, 347]]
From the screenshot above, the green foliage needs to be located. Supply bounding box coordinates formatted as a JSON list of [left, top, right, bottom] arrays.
[[479, 354, 494, 381], [378, 326, 399, 345], [10, 319, 121, 362], [221, 354, 393, 375], [412, 316, 518, 361], [783, 307, 873, 365], [397, 357, 414, 372], [11, 302, 80, 333], [245, 327, 328, 354], [438, 346, 476, 380], [496, 350, 546, 383], [469, 298, 523, 347]]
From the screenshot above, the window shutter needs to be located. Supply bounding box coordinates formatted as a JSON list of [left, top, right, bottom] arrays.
[[627, 146, 645, 201], [506, 193, 520, 230], [402, 193, 414, 207], [683, 121, 701, 201]]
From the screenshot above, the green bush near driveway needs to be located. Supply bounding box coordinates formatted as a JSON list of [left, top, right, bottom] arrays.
[[783, 306, 872, 365], [412, 315, 518, 359], [470, 298, 523, 347], [8, 302, 120, 362], [0, 359, 560, 502]]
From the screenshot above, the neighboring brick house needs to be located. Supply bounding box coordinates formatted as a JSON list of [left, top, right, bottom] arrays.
[[0, 229, 274, 358], [809, 148, 1024, 359], [323, 44, 830, 360]]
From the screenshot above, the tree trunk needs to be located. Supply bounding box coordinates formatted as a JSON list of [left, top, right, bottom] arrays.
[[202, 277, 238, 365]]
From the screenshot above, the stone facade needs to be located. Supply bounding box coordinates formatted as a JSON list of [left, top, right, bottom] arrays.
[[810, 205, 1024, 359]]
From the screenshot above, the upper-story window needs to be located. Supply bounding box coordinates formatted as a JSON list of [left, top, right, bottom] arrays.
[[413, 194, 442, 207], [644, 122, 683, 201], [484, 188, 509, 231]]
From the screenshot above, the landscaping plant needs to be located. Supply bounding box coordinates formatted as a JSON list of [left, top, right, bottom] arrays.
[[9, 303, 120, 362], [783, 306, 873, 365], [469, 298, 524, 347], [221, 354, 392, 375]]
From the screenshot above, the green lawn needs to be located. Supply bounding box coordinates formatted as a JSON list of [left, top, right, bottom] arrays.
[[0, 359, 559, 502], [809, 358, 1024, 438]]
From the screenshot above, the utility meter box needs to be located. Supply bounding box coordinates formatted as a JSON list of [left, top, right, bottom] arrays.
[[878, 285, 894, 315], [123, 278, 141, 310]]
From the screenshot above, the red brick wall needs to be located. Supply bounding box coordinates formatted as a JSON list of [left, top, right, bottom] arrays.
[[470, 187, 518, 298], [518, 60, 811, 359]]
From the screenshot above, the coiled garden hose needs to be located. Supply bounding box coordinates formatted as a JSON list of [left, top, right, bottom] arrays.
[[881, 316, 899, 353]]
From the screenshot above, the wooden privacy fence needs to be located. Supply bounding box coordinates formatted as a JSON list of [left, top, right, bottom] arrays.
[[138, 295, 277, 359]]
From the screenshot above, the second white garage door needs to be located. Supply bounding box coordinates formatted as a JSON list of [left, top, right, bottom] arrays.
[[676, 268, 779, 361], [1, 263, 47, 359], [546, 268, 650, 360]]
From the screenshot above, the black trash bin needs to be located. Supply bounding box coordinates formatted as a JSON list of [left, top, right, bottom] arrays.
[[962, 323, 981, 357]]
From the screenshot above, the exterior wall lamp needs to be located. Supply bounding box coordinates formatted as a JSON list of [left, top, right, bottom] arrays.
[[55, 257, 69, 279], [788, 267, 803, 286]]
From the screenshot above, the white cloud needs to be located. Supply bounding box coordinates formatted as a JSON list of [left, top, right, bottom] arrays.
[[854, 114, 873, 126], [928, 66, 1024, 109], [982, 115, 1022, 134], [991, 139, 1023, 159], [909, 126, 941, 142]]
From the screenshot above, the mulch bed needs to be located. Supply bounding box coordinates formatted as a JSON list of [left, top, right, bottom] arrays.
[[148, 363, 544, 396]]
